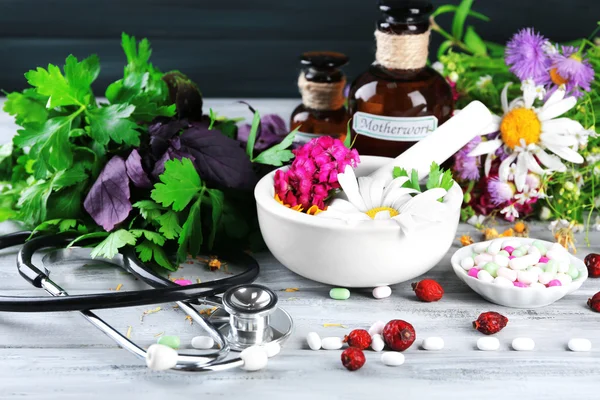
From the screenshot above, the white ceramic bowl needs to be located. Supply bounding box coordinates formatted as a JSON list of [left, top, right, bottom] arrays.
[[451, 238, 588, 308], [255, 156, 463, 287]]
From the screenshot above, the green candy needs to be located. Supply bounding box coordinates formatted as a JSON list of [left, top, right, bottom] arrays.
[[329, 288, 350, 300], [516, 246, 529, 254], [567, 264, 580, 280], [532, 241, 547, 256], [511, 249, 525, 257], [157, 335, 180, 349], [545, 259, 559, 274], [497, 250, 510, 258], [483, 262, 500, 278]]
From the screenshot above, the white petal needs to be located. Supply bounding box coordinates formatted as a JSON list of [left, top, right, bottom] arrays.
[[514, 153, 529, 191], [540, 132, 579, 147], [544, 143, 584, 164], [523, 85, 536, 109], [499, 153, 517, 181], [479, 117, 501, 136], [468, 139, 502, 156], [537, 97, 577, 121], [326, 198, 360, 212], [523, 151, 545, 175], [382, 187, 418, 208], [368, 178, 386, 209], [543, 86, 566, 110], [535, 148, 566, 171], [393, 213, 417, 235], [398, 189, 447, 222], [542, 118, 584, 135], [484, 154, 493, 176], [337, 166, 366, 211], [501, 83, 511, 113], [358, 177, 373, 210], [373, 210, 391, 220]]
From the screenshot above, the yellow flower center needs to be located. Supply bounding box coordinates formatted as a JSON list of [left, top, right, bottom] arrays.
[[500, 107, 541, 149], [550, 68, 568, 85], [365, 207, 399, 219]]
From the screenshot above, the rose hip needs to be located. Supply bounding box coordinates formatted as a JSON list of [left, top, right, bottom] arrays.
[[341, 347, 366, 371], [473, 311, 508, 335], [584, 253, 600, 278], [588, 292, 600, 312], [343, 329, 372, 350], [412, 279, 444, 302], [382, 320, 416, 351]]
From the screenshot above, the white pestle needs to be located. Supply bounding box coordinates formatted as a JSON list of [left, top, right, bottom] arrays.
[[367, 101, 493, 181]]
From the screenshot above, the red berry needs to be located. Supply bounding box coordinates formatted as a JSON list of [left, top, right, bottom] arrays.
[[343, 329, 372, 350], [341, 347, 366, 371], [473, 311, 508, 335], [588, 292, 600, 312], [412, 279, 444, 302], [382, 320, 416, 351], [584, 253, 600, 278]]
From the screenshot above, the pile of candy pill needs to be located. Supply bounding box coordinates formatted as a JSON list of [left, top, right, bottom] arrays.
[[329, 286, 393, 300], [460, 239, 581, 288]]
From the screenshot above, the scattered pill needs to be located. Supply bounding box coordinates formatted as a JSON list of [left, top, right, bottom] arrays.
[[512, 338, 535, 351], [422, 337, 444, 350], [372, 286, 392, 299], [474, 242, 489, 253], [568, 338, 592, 352], [497, 267, 518, 282], [487, 239, 503, 255], [555, 273, 572, 286], [321, 337, 344, 350], [369, 321, 386, 336], [483, 262, 500, 277], [262, 341, 281, 357], [157, 335, 180, 349], [191, 336, 214, 350], [146, 344, 178, 371], [493, 254, 510, 268], [371, 334, 385, 352], [306, 332, 322, 350], [477, 269, 494, 283], [517, 270, 537, 285], [240, 346, 269, 371], [329, 288, 350, 300], [381, 352, 405, 366], [477, 337, 500, 351], [494, 276, 514, 287], [461, 257, 475, 270]]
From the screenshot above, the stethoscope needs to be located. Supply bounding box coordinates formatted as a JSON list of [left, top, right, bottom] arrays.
[[0, 231, 293, 372]]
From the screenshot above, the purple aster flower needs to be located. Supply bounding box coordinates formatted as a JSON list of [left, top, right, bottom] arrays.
[[548, 45, 595, 98], [453, 136, 482, 181], [505, 28, 551, 85], [487, 177, 516, 206]]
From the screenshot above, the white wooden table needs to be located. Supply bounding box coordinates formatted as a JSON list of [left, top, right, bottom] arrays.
[[1, 100, 600, 399]]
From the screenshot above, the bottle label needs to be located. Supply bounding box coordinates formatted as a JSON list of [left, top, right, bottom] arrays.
[[352, 112, 438, 141], [294, 131, 323, 144]]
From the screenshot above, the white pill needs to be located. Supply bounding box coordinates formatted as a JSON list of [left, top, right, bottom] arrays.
[[306, 332, 322, 350], [527, 266, 544, 277], [502, 239, 521, 249], [493, 254, 510, 268], [477, 337, 500, 351], [538, 272, 555, 285], [497, 267, 518, 282], [558, 261, 570, 273], [556, 273, 573, 286], [240, 346, 269, 371], [146, 344, 178, 371], [321, 337, 344, 350], [262, 341, 281, 358], [487, 239, 503, 255], [373, 286, 392, 299], [475, 253, 493, 265], [551, 242, 568, 253], [528, 246, 541, 256], [509, 254, 538, 270], [368, 321, 386, 336], [512, 337, 535, 351], [547, 249, 568, 262], [477, 269, 494, 283], [461, 257, 475, 270], [191, 336, 215, 350], [422, 337, 444, 350], [494, 276, 514, 287], [474, 242, 489, 253], [529, 282, 546, 290], [381, 352, 405, 366], [371, 334, 385, 352], [517, 270, 537, 285], [568, 338, 592, 352]]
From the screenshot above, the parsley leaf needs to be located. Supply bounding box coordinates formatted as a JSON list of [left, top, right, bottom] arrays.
[[426, 162, 455, 191], [90, 229, 137, 259], [86, 104, 140, 147], [52, 165, 88, 189], [133, 200, 164, 220], [129, 229, 166, 246], [3, 89, 49, 126], [136, 240, 175, 271], [151, 158, 203, 211], [177, 196, 203, 262], [17, 180, 52, 225], [253, 127, 297, 167], [245, 110, 261, 158], [156, 210, 182, 239]]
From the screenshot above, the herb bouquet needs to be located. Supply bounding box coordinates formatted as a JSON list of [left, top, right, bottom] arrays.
[[0, 34, 296, 270]]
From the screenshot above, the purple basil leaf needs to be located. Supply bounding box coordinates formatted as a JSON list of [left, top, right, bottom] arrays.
[[84, 156, 132, 231], [148, 117, 189, 157], [162, 71, 204, 121], [125, 149, 152, 188], [151, 137, 195, 178], [180, 126, 256, 190], [237, 113, 287, 151]]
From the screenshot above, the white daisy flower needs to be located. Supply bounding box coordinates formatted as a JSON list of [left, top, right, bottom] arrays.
[[317, 165, 448, 234], [468, 81, 585, 191], [476, 75, 492, 89], [500, 204, 519, 220]]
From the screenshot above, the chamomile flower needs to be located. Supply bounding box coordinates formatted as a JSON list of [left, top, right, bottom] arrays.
[[468, 81, 585, 191], [317, 166, 447, 234]]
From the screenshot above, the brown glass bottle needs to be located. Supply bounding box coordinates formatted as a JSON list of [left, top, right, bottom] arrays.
[[291, 52, 350, 145], [348, 0, 454, 158]]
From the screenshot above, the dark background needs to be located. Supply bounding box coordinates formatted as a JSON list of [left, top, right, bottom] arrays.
[[1, 0, 599, 97]]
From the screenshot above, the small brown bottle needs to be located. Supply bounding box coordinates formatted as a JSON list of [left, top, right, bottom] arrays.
[[291, 52, 350, 145], [348, 0, 454, 158]]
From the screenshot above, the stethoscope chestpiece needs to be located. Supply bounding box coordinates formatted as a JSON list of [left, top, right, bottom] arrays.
[[222, 284, 278, 349]]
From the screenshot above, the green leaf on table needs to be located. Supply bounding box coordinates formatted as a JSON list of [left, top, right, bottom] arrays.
[[45, 186, 83, 220], [245, 110, 261, 158], [129, 229, 166, 246], [253, 127, 297, 167], [451, 0, 474, 40], [207, 188, 224, 249], [156, 210, 182, 239], [90, 229, 137, 259], [464, 26, 488, 56], [86, 104, 140, 146], [151, 158, 203, 211], [3, 89, 49, 126], [0, 208, 17, 222], [133, 200, 164, 220], [177, 197, 203, 262], [136, 240, 175, 271]]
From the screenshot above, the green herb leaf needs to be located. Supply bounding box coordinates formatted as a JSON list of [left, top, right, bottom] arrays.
[[133, 200, 164, 220], [344, 119, 352, 148], [207, 188, 224, 249], [246, 110, 261, 158], [393, 166, 408, 179], [156, 210, 182, 239], [68, 232, 110, 248], [437, 40, 454, 59], [151, 158, 203, 211], [252, 127, 297, 166], [90, 229, 137, 259], [52, 165, 88, 189], [86, 104, 140, 147], [177, 196, 203, 262], [431, 4, 490, 21], [16, 180, 52, 225], [451, 0, 474, 40], [0, 208, 17, 222], [3, 90, 49, 126], [135, 240, 175, 271], [392, 166, 420, 191], [129, 229, 166, 246], [464, 26, 487, 56]]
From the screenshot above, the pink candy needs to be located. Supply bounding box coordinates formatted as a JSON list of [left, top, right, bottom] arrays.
[[538, 256, 549, 263], [508, 255, 516, 260], [174, 279, 193, 286], [504, 246, 515, 254], [468, 268, 480, 278], [547, 279, 562, 287], [513, 282, 528, 288]]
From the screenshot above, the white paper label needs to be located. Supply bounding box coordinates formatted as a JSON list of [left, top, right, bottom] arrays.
[[352, 112, 438, 141], [294, 131, 324, 144]]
